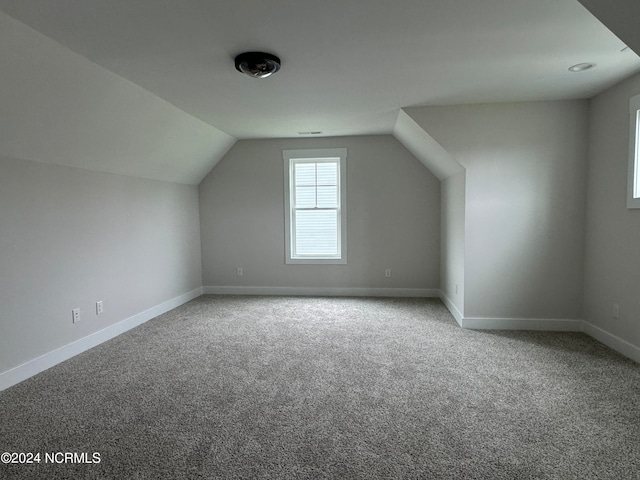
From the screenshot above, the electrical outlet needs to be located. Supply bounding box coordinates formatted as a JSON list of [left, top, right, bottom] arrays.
[[72, 308, 81, 323], [96, 301, 104, 315], [237, 267, 243, 277], [385, 269, 392, 278], [613, 303, 620, 319]]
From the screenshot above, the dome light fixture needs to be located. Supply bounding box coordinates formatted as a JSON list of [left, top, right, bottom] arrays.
[[568, 62, 596, 72], [234, 51, 281, 78]]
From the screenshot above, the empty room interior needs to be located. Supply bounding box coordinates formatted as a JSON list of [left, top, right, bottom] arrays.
[[1, 0, 640, 478]]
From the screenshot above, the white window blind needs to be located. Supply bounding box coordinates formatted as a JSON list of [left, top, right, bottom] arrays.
[[633, 109, 640, 199], [628, 94, 640, 209], [293, 160, 339, 256], [283, 148, 347, 264]]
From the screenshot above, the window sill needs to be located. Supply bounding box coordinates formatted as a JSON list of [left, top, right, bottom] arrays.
[[286, 257, 347, 265]]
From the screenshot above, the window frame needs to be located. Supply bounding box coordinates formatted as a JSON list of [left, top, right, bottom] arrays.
[[627, 93, 640, 209], [283, 148, 347, 264]]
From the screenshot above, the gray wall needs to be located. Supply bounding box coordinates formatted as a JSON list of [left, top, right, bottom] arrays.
[[440, 170, 466, 316], [583, 72, 640, 349], [199, 136, 440, 292], [0, 157, 203, 373], [407, 101, 589, 320]]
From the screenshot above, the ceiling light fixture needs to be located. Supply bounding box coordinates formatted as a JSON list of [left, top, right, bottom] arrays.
[[568, 62, 596, 72], [234, 52, 281, 78]]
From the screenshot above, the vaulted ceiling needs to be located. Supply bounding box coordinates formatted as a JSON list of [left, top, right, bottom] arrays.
[[0, 0, 639, 183], [1, 0, 638, 139], [577, 0, 640, 60]]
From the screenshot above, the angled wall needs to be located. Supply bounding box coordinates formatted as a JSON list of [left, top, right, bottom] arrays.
[[199, 135, 440, 296], [440, 170, 466, 321], [406, 101, 589, 326], [393, 109, 463, 180], [0, 11, 210, 390], [0, 11, 235, 185], [393, 108, 465, 317]]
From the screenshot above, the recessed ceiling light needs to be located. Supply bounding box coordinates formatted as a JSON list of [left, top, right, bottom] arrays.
[[568, 62, 596, 72], [234, 52, 281, 78]]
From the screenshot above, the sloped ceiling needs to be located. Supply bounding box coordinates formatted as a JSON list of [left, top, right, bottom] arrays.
[[0, 1, 639, 183], [577, 0, 640, 56], [392, 110, 463, 181], [0, 11, 235, 185], [1, 0, 639, 140]]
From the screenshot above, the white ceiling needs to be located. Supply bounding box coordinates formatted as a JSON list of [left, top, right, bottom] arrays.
[[0, 0, 638, 140]]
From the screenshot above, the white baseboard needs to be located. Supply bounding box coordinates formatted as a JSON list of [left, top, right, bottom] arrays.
[[582, 320, 640, 364], [460, 317, 583, 331], [0, 287, 203, 392], [3, 287, 637, 392], [203, 285, 439, 298], [438, 290, 463, 326], [436, 291, 581, 332], [436, 293, 639, 363]]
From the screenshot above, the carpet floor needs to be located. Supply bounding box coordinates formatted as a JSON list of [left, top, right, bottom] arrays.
[[1, 295, 639, 479]]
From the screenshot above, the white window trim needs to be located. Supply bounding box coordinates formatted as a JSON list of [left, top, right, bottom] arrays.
[[283, 148, 347, 265], [627, 93, 640, 209]]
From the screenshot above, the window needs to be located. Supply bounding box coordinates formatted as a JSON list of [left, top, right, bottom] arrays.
[[283, 148, 347, 264], [628, 93, 640, 209]]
